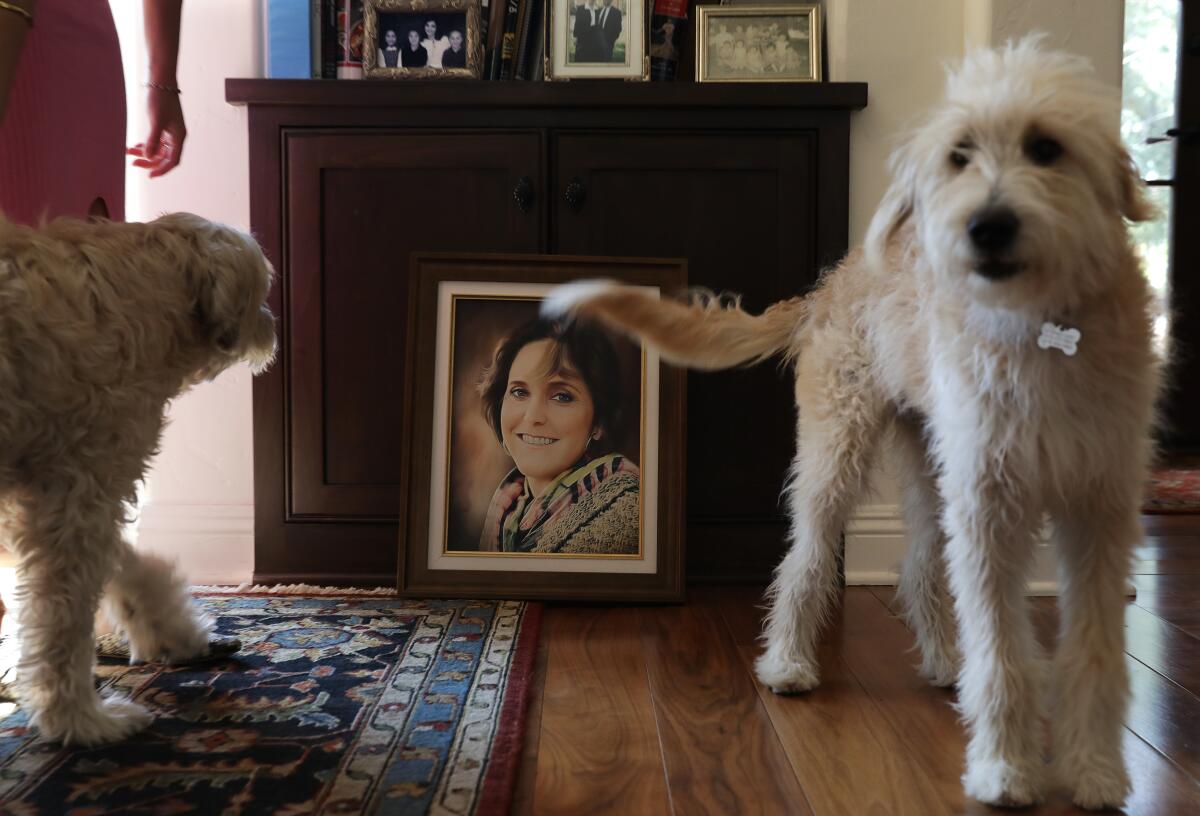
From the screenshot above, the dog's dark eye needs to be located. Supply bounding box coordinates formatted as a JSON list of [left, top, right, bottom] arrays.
[[1026, 137, 1063, 165], [949, 139, 972, 170]]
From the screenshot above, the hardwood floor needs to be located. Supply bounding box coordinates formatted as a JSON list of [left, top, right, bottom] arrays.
[[512, 516, 1200, 815]]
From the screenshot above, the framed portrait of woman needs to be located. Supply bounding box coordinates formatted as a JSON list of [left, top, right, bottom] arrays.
[[398, 254, 686, 601]]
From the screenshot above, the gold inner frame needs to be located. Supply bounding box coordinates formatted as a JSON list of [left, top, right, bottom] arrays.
[[440, 293, 649, 559], [694, 3, 822, 83]]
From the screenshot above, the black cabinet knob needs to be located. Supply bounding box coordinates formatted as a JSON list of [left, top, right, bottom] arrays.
[[565, 177, 587, 213], [513, 176, 534, 213]]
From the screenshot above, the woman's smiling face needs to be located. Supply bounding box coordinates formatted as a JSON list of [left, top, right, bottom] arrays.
[[500, 339, 597, 494]]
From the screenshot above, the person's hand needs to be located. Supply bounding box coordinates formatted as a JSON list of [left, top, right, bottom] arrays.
[[127, 85, 186, 177]]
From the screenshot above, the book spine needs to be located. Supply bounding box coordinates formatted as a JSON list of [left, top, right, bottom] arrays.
[[514, 0, 543, 80], [529, 6, 546, 81], [336, 0, 364, 79], [321, 0, 339, 78], [498, 0, 522, 80], [649, 0, 688, 81], [509, 0, 531, 79], [310, 0, 321, 77], [265, 0, 312, 79], [484, 0, 510, 79]]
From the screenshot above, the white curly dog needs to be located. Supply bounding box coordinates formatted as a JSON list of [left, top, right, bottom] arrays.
[[0, 212, 276, 746], [546, 40, 1160, 809]]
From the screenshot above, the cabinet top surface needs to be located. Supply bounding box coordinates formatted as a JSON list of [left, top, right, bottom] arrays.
[[225, 79, 867, 110]]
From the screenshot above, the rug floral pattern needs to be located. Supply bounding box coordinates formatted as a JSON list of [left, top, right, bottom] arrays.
[[0, 596, 534, 815]]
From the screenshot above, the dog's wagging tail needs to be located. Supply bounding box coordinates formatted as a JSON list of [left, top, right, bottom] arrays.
[[541, 280, 805, 370]]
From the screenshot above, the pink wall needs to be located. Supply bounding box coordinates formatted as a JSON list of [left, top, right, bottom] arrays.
[[114, 0, 262, 583]]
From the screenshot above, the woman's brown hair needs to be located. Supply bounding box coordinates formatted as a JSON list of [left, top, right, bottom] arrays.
[[478, 318, 624, 447]]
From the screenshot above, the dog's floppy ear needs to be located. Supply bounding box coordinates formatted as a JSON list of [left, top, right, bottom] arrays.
[[1116, 145, 1154, 223], [191, 236, 264, 356], [194, 285, 241, 352], [865, 137, 921, 270], [150, 212, 259, 354]]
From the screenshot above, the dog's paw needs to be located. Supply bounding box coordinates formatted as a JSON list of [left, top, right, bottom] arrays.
[[917, 651, 960, 688], [1056, 754, 1131, 811], [126, 616, 213, 665], [962, 756, 1045, 808], [129, 632, 209, 665], [34, 695, 153, 746], [754, 651, 820, 694]]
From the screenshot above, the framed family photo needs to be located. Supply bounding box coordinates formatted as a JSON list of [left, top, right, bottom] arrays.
[[362, 0, 483, 78], [546, 0, 650, 81], [695, 3, 822, 83], [398, 254, 686, 601]]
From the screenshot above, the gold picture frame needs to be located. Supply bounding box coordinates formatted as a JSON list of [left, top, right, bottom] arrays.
[[363, 0, 483, 79], [545, 0, 650, 81], [695, 3, 822, 83]]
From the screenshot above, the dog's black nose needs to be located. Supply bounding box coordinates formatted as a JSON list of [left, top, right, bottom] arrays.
[[967, 207, 1020, 254]]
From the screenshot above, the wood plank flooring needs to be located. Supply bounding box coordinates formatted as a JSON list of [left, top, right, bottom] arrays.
[[512, 518, 1200, 815]]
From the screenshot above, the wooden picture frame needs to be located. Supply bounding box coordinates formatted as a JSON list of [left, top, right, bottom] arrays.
[[545, 0, 650, 81], [363, 0, 484, 78], [398, 253, 686, 602], [695, 3, 822, 83]]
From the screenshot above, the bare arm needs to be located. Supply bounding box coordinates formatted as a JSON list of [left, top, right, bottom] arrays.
[[127, 0, 186, 177], [0, 0, 36, 123]]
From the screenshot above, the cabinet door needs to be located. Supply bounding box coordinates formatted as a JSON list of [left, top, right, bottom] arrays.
[[553, 133, 817, 559], [286, 131, 543, 519]]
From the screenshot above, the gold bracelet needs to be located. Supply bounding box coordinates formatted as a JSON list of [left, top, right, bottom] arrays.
[[0, 1, 33, 25], [145, 81, 182, 95]]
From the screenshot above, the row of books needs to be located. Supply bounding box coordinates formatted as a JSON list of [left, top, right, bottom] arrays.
[[485, 0, 545, 80], [264, 0, 693, 81]]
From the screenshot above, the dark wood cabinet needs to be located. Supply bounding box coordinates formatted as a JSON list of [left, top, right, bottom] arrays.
[[227, 80, 866, 586], [553, 131, 814, 525], [286, 131, 543, 519]]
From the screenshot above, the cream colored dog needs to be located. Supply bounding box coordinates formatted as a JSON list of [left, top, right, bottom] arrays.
[[546, 40, 1159, 810], [0, 212, 276, 746]]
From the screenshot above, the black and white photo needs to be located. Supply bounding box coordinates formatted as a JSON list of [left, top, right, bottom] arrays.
[[548, 0, 647, 80], [363, 0, 482, 78], [695, 4, 822, 83]]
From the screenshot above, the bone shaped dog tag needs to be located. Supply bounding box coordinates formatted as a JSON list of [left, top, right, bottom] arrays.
[[1037, 322, 1080, 356]]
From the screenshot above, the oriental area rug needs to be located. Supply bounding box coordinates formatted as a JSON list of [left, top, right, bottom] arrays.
[[1143, 467, 1200, 514], [0, 589, 541, 815]]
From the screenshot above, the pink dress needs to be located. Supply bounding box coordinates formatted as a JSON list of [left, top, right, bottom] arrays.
[[0, 0, 126, 224]]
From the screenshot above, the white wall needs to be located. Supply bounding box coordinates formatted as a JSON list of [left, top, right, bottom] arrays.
[[827, 0, 1125, 256], [114, 0, 262, 584], [120, 0, 1126, 586]]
